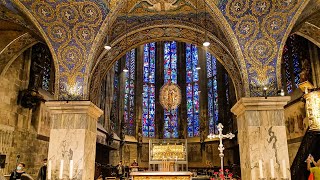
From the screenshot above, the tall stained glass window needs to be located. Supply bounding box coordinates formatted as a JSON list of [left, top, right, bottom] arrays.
[[142, 42, 156, 137], [124, 49, 136, 136], [207, 52, 219, 134], [282, 35, 311, 94], [186, 44, 200, 137], [164, 41, 178, 138], [110, 61, 119, 132]]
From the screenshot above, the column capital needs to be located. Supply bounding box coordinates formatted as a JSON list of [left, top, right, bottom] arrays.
[[231, 96, 291, 116], [45, 101, 103, 119]]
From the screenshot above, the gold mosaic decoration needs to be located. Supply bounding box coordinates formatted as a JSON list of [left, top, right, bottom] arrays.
[[159, 83, 182, 111]]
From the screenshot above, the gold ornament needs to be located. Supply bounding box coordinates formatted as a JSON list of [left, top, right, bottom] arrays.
[[159, 82, 181, 110]]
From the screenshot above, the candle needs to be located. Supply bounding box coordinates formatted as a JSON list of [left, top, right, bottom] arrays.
[[270, 159, 275, 178], [59, 159, 64, 179], [48, 160, 52, 180], [69, 160, 73, 179], [282, 159, 287, 178], [259, 160, 263, 178]]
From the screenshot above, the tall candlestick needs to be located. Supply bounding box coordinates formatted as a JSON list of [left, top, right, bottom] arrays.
[[59, 159, 64, 179], [69, 160, 73, 179], [270, 159, 275, 178], [48, 160, 52, 180], [282, 159, 287, 178], [259, 160, 263, 178]]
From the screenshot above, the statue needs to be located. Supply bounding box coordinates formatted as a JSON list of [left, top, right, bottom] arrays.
[[300, 58, 311, 83]]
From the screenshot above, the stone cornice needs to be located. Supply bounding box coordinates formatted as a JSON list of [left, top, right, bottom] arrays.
[[45, 101, 103, 119], [231, 96, 291, 116]]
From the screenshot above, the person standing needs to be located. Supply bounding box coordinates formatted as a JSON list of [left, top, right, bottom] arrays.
[[116, 161, 125, 180], [307, 155, 320, 180], [9, 163, 26, 180], [37, 158, 47, 180]]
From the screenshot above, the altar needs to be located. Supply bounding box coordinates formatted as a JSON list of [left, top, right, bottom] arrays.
[[149, 139, 188, 171], [130, 171, 192, 180]]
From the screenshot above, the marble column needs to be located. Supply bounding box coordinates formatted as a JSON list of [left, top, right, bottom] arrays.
[[45, 101, 103, 180], [231, 97, 291, 180]]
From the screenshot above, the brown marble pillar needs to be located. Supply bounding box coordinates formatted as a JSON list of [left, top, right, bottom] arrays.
[[231, 97, 291, 180], [45, 101, 103, 180]]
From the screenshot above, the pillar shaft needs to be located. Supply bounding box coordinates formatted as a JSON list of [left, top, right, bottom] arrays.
[[231, 97, 291, 180], [46, 101, 103, 180]]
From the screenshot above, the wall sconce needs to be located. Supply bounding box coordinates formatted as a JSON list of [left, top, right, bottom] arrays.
[[263, 86, 268, 99]]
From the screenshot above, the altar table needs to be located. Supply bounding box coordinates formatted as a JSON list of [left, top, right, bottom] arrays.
[[130, 171, 193, 180]]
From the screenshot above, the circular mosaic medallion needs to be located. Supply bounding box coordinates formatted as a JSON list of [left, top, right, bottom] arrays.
[[261, 13, 287, 36], [80, 2, 102, 26], [235, 15, 259, 39], [276, 0, 299, 12], [57, 4, 79, 24], [246, 37, 277, 65], [159, 82, 182, 110], [73, 24, 95, 44], [47, 22, 70, 43], [225, 0, 250, 21], [251, 0, 271, 16], [32, 2, 55, 24]]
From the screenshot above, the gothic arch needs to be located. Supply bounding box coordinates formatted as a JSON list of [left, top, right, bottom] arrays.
[[89, 23, 244, 105], [276, 0, 312, 88]]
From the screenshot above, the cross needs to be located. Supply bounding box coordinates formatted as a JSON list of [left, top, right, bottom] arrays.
[[207, 123, 235, 173]]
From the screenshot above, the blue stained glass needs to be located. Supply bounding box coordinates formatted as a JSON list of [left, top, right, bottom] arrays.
[[110, 61, 119, 132], [142, 42, 156, 137], [164, 41, 178, 138], [207, 52, 218, 134], [124, 49, 136, 136], [186, 43, 200, 137]]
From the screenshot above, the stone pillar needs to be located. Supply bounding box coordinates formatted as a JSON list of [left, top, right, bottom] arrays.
[[45, 101, 103, 180], [231, 97, 291, 180]]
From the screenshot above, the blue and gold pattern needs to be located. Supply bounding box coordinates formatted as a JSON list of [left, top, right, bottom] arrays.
[[16, 0, 109, 99], [220, 0, 304, 96]]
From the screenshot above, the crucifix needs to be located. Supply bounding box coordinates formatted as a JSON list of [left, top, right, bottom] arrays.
[[207, 123, 235, 173]]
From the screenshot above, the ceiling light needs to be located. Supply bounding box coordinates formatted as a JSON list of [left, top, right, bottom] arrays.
[[104, 35, 111, 50]]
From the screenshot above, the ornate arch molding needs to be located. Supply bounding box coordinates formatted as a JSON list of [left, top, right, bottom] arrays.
[[295, 23, 320, 48], [89, 24, 244, 105], [95, 0, 248, 96], [0, 32, 38, 76]]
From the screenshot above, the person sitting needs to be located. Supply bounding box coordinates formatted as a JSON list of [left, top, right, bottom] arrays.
[[307, 155, 320, 180], [130, 159, 139, 172], [10, 163, 26, 180]]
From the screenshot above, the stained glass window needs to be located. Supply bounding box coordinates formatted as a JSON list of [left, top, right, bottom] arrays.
[[110, 61, 119, 132], [207, 52, 218, 134], [282, 34, 310, 94], [164, 41, 178, 138], [124, 49, 136, 136], [142, 42, 156, 137], [186, 44, 200, 137]]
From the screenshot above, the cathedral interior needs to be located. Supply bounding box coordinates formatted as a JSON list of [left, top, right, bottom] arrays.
[[0, 0, 320, 179]]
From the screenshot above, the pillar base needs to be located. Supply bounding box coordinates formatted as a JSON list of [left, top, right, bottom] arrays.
[[46, 101, 103, 180], [231, 97, 291, 180]]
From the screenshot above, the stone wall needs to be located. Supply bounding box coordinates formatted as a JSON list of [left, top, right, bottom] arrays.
[[0, 52, 50, 178]]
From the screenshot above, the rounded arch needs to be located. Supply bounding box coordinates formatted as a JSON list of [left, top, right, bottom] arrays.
[[93, 0, 248, 95], [11, 0, 61, 99], [89, 24, 244, 105]]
